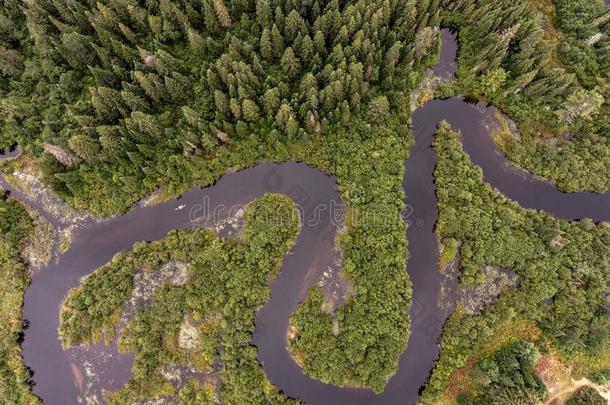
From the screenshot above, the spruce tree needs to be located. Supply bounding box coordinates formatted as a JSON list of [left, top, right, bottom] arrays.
[[271, 24, 285, 58], [213, 0, 232, 28], [242, 99, 260, 122], [260, 28, 273, 60], [281, 47, 300, 79]]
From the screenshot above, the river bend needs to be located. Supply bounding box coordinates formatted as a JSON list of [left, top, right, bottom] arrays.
[[1, 30, 609, 404]]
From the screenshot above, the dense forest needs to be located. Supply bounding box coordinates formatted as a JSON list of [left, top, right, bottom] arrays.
[[459, 341, 546, 404], [0, 0, 441, 393], [1, 0, 448, 393], [424, 123, 610, 403], [0, 0, 441, 215], [566, 386, 607, 405], [0, 192, 36, 404], [60, 194, 300, 403], [439, 0, 610, 191], [1, 0, 610, 402]]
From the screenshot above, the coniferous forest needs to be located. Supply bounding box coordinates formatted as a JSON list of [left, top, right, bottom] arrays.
[[0, 0, 438, 215], [441, 0, 610, 191], [0, 0, 609, 403]]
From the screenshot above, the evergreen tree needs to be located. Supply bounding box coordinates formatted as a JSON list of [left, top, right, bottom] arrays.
[[340, 100, 351, 124], [285, 115, 299, 136], [187, 27, 206, 57], [213, 0, 232, 28], [0, 47, 23, 77], [260, 28, 273, 60], [69, 133, 101, 163], [300, 35, 314, 65], [271, 24, 285, 58], [242, 99, 260, 122], [256, 0, 272, 28], [275, 103, 295, 131], [134, 71, 165, 103], [121, 90, 151, 113], [367, 96, 390, 122], [285, 10, 303, 43], [281, 47, 300, 79], [262, 88, 280, 115], [90, 86, 126, 121]]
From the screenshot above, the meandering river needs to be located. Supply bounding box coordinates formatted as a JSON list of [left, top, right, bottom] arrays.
[[2, 30, 610, 404]]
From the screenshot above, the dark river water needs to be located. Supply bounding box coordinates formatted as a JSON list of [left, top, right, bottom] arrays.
[[2, 29, 610, 404]]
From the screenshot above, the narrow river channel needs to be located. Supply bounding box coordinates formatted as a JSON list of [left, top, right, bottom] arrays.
[[2, 29, 610, 404]]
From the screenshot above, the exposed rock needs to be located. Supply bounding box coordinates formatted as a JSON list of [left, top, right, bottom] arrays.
[[555, 89, 604, 124], [331, 317, 340, 337], [138, 189, 164, 208], [192, 206, 246, 238], [69, 342, 133, 405], [410, 70, 448, 112], [498, 24, 521, 45], [131, 398, 168, 405], [586, 33, 603, 46], [20, 210, 55, 269], [0, 147, 21, 160], [439, 250, 462, 316], [543, 134, 573, 146], [460, 266, 519, 315], [4, 160, 95, 260], [158, 365, 216, 394], [487, 108, 521, 142], [178, 318, 199, 351], [159, 365, 205, 389], [439, 252, 519, 317], [317, 247, 352, 311], [287, 325, 298, 341], [138, 47, 157, 68], [549, 233, 569, 251], [59, 223, 84, 253], [9, 170, 94, 225], [592, 12, 610, 27], [118, 261, 190, 331]]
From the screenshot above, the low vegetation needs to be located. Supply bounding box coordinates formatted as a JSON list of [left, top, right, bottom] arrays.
[[0, 191, 37, 404], [61, 194, 300, 403], [423, 123, 610, 403], [566, 386, 607, 405]]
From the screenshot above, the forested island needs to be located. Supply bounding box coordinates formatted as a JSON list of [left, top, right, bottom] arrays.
[[0, 0, 609, 404]]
